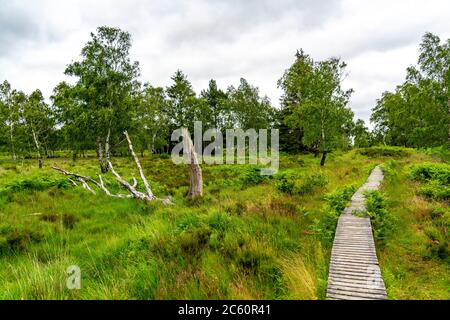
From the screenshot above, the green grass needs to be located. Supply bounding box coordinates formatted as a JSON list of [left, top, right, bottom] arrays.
[[0, 147, 448, 299], [378, 158, 449, 299]]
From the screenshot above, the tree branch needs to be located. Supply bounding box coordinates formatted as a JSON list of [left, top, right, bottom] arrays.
[[124, 130, 154, 199]]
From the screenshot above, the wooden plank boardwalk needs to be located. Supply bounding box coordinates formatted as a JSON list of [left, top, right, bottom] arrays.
[[326, 165, 388, 300]]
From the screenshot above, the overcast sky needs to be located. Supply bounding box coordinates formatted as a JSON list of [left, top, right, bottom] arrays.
[[1, 0, 449, 125]]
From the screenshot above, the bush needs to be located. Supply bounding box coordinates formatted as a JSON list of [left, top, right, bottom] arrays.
[[240, 167, 269, 186], [419, 183, 450, 200], [358, 147, 408, 158], [312, 185, 356, 246], [276, 171, 328, 195], [410, 163, 450, 200], [0, 176, 70, 195], [365, 191, 395, 247], [409, 163, 450, 185]]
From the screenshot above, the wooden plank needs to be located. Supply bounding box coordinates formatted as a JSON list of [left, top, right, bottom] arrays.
[[327, 288, 387, 300], [327, 293, 373, 300], [328, 278, 386, 288], [327, 285, 387, 296]]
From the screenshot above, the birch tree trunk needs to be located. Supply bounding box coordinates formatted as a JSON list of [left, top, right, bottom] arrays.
[[97, 137, 107, 173], [124, 131, 154, 199], [9, 123, 16, 161], [448, 97, 450, 143], [105, 127, 111, 164], [182, 128, 203, 199], [31, 127, 42, 168]]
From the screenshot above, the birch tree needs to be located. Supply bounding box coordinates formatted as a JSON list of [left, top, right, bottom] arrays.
[[279, 50, 354, 165], [23, 90, 54, 168], [0, 81, 22, 160], [63, 26, 140, 173]]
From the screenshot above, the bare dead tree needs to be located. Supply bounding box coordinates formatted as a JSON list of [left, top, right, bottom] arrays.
[[181, 128, 203, 199], [52, 131, 172, 204]]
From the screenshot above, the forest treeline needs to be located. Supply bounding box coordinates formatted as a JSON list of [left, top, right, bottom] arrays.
[[0, 27, 448, 170]]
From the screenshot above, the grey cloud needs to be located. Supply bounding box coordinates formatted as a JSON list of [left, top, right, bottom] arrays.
[[0, 0, 449, 129], [0, 2, 39, 55], [164, 0, 343, 47]]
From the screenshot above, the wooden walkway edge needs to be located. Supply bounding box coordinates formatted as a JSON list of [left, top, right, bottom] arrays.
[[326, 165, 388, 300]]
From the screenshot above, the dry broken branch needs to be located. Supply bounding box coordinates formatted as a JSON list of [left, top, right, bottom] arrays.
[[124, 130, 154, 199], [51, 131, 171, 204], [107, 160, 153, 201]]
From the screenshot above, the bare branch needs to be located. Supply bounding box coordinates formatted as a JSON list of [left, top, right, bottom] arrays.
[[51, 131, 172, 204], [98, 174, 132, 198], [52, 166, 102, 189], [124, 130, 154, 199], [107, 161, 151, 201], [131, 174, 138, 189], [98, 174, 112, 196], [78, 177, 96, 194]]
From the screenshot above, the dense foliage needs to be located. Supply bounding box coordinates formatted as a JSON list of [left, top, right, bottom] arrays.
[[371, 33, 450, 148]]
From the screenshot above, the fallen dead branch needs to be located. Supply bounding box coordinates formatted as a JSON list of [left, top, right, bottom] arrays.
[[52, 131, 172, 204]]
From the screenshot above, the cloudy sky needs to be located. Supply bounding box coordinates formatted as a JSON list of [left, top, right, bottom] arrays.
[[1, 0, 449, 125]]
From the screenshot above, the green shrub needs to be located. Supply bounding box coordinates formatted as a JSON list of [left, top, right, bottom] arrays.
[[424, 146, 450, 163], [312, 185, 356, 247], [419, 183, 450, 200], [410, 163, 450, 200], [324, 185, 356, 213], [158, 153, 171, 159], [276, 172, 296, 194], [276, 171, 328, 195], [240, 167, 269, 186], [0, 176, 70, 195], [358, 147, 408, 158], [365, 190, 395, 247], [431, 207, 446, 220], [409, 163, 450, 185]]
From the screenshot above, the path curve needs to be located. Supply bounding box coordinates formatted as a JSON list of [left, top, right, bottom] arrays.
[[326, 165, 388, 300]]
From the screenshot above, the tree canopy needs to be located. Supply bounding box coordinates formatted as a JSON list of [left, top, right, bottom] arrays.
[[278, 50, 354, 165], [371, 32, 450, 148]]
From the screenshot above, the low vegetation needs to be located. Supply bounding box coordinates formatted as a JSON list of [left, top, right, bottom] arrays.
[[0, 147, 447, 299], [377, 157, 449, 299]]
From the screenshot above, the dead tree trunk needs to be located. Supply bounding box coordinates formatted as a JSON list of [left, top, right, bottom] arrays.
[[182, 128, 203, 199]]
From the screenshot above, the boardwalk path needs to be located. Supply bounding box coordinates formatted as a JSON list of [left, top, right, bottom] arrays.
[[326, 165, 388, 300]]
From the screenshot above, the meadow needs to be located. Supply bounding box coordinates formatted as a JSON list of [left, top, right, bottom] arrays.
[[0, 147, 448, 299]]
